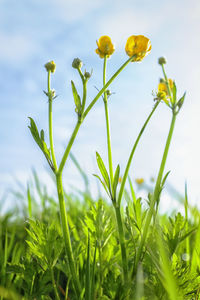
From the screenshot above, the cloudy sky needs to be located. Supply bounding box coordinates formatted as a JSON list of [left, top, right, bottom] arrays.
[[0, 0, 200, 211]]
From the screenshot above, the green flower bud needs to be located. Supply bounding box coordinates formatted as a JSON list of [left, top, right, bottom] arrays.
[[158, 57, 167, 65], [84, 71, 91, 79], [106, 90, 112, 96], [72, 58, 83, 69], [44, 61, 56, 73]]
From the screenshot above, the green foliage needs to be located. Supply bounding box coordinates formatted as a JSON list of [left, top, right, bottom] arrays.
[[28, 118, 54, 171], [1, 171, 200, 299]]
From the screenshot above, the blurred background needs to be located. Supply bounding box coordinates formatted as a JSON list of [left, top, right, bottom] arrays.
[[0, 0, 200, 212]]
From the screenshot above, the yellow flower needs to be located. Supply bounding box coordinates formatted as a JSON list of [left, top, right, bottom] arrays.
[[125, 35, 151, 61], [135, 178, 144, 185], [95, 36, 115, 58], [157, 79, 174, 104], [158, 79, 173, 94]]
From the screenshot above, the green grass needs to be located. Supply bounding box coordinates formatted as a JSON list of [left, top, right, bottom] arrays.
[[0, 169, 200, 300]]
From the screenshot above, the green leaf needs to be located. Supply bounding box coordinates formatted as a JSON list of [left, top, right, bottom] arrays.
[[128, 176, 137, 204], [71, 80, 82, 113], [112, 164, 120, 201], [40, 129, 44, 141], [28, 118, 54, 171], [28, 117, 42, 148], [177, 92, 186, 110], [93, 174, 110, 197], [161, 170, 171, 189], [96, 152, 111, 194], [172, 81, 177, 104]]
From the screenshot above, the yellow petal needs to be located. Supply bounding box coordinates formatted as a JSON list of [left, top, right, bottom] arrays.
[[125, 35, 151, 61], [96, 36, 115, 58]]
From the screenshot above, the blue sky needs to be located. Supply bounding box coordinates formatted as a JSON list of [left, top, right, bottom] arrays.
[[1, 0, 200, 211]]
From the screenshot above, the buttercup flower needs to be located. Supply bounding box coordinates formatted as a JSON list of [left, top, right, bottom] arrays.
[[158, 79, 173, 94], [95, 36, 115, 58], [157, 79, 174, 104], [125, 35, 151, 62]]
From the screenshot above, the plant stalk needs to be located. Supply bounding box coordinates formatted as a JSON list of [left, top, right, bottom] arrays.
[[51, 267, 60, 300], [83, 56, 133, 119], [118, 101, 160, 206], [103, 56, 114, 184], [134, 111, 177, 274], [114, 204, 128, 283], [48, 71, 58, 172], [102, 56, 128, 283], [56, 173, 81, 298], [58, 121, 82, 175]]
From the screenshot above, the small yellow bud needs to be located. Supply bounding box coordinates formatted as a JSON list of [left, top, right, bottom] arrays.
[[158, 57, 167, 65], [44, 61, 56, 73], [72, 58, 83, 69]]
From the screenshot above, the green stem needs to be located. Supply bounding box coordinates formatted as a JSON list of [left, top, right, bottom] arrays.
[[48, 71, 58, 172], [51, 267, 60, 300], [56, 173, 81, 298], [103, 56, 114, 184], [58, 57, 134, 175], [98, 245, 103, 297], [161, 64, 172, 98], [83, 56, 133, 119], [77, 68, 87, 114], [114, 204, 128, 283], [58, 121, 82, 175], [118, 101, 160, 206], [134, 111, 177, 274]]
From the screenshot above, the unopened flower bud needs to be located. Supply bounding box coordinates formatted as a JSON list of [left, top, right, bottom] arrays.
[[106, 90, 112, 96], [158, 57, 167, 65], [84, 71, 91, 79], [44, 61, 56, 73], [72, 58, 83, 69]]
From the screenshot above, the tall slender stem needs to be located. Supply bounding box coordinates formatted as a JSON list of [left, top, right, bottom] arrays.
[[58, 121, 82, 175], [83, 56, 133, 119], [102, 56, 128, 284], [118, 101, 160, 206], [134, 112, 177, 274], [114, 204, 128, 283], [103, 56, 114, 184], [51, 267, 60, 300], [161, 64, 172, 98], [56, 173, 81, 298], [48, 71, 58, 172]]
